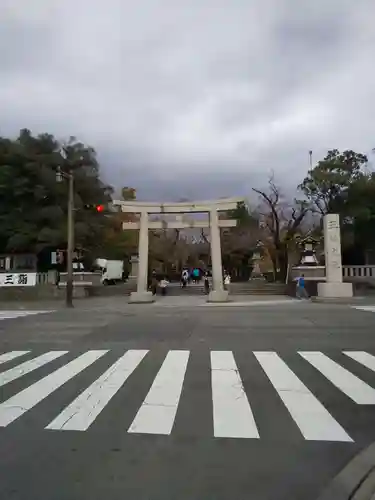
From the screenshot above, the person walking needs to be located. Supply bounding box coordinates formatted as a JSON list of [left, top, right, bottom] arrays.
[[159, 277, 169, 296], [295, 273, 309, 299], [192, 267, 199, 284], [224, 273, 231, 290], [181, 269, 189, 288], [150, 274, 158, 296], [204, 271, 210, 294]]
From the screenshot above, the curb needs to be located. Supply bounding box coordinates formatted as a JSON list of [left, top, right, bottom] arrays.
[[311, 297, 372, 305], [317, 443, 375, 500], [201, 299, 299, 307]]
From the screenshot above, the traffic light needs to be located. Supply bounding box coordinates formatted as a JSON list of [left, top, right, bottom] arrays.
[[83, 204, 105, 212]]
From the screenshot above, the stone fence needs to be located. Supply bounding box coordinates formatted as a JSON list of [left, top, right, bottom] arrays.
[[343, 265, 375, 279], [290, 265, 375, 282], [289, 265, 375, 298]]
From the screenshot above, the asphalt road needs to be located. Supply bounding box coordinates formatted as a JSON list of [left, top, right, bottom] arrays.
[[1, 297, 375, 500]]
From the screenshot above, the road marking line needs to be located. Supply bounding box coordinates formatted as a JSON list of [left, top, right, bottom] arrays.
[[343, 351, 375, 372], [255, 351, 352, 441], [0, 313, 29, 320], [128, 350, 189, 435], [0, 350, 108, 427], [211, 351, 259, 439], [0, 351, 68, 387], [0, 351, 30, 365], [0, 311, 52, 321], [299, 352, 375, 404], [351, 306, 375, 313], [47, 350, 148, 431]]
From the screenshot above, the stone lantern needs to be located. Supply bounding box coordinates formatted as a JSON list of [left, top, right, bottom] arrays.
[[296, 235, 320, 266], [249, 241, 265, 280]]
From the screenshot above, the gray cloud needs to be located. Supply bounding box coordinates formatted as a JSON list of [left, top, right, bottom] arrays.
[[1, 0, 375, 201]]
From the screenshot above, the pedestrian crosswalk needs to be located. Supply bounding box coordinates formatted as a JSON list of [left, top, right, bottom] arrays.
[[0, 310, 53, 321], [1, 348, 375, 442], [254, 351, 352, 441], [47, 350, 148, 432], [300, 351, 375, 404]]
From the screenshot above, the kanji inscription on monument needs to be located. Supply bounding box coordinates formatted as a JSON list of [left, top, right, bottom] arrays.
[[324, 213, 342, 282], [317, 213, 352, 297]]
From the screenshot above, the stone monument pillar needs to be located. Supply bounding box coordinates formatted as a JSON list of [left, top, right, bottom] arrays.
[[129, 211, 154, 303], [208, 208, 229, 302], [317, 214, 353, 298]]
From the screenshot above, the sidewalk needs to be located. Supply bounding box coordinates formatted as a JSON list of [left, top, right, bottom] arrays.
[[317, 443, 375, 500], [150, 294, 299, 307], [353, 470, 375, 499], [0, 300, 63, 311]]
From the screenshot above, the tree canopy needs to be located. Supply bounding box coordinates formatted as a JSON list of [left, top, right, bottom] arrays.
[[299, 149, 368, 215], [299, 149, 375, 262], [0, 129, 112, 257]]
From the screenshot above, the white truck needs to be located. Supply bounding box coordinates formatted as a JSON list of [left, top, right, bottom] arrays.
[[95, 259, 124, 285]]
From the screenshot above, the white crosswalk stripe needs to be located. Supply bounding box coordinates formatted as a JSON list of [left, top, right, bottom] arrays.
[[344, 351, 375, 372], [1, 349, 375, 441], [0, 351, 68, 387], [299, 352, 375, 404], [211, 351, 259, 438], [47, 350, 148, 431], [128, 350, 190, 435], [0, 351, 30, 365], [0, 350, 108, 427], [254, 352, 352, 442]]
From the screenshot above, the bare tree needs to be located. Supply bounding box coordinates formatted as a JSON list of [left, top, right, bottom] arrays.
[[253, 175, 310, 281]]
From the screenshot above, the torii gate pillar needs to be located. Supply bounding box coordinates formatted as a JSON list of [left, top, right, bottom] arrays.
[[135, 210, 150, 302], [208, 207, 228, 302]]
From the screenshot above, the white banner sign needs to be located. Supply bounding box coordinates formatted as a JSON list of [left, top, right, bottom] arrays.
[[0, 273, 37, 287]]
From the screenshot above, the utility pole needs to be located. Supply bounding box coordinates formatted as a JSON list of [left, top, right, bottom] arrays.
[[309, 150, 313, 168], [66, 170, 74, 308], [57, 148, 75, 308]]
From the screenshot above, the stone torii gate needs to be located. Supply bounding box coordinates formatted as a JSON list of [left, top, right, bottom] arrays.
[[113, 198, 243, 303]]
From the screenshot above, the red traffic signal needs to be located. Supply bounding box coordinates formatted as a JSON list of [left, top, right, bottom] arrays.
[[83, 204, 105, 212]]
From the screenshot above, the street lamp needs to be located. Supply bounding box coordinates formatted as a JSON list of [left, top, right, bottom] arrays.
[[56, 148, 74, 308]]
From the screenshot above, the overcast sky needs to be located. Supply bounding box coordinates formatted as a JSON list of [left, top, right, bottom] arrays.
[[1, 0, 375, 200]]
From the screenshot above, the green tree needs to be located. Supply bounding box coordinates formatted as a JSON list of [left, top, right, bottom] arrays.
[[0, 129, 112, 256], [227, 201, 256, 226], [299, 149, 368, 215], [299, 149, 375, 262], [97, 186, 138, 260], [222, 202, 261, 279], [344, 172, 375, 259]]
